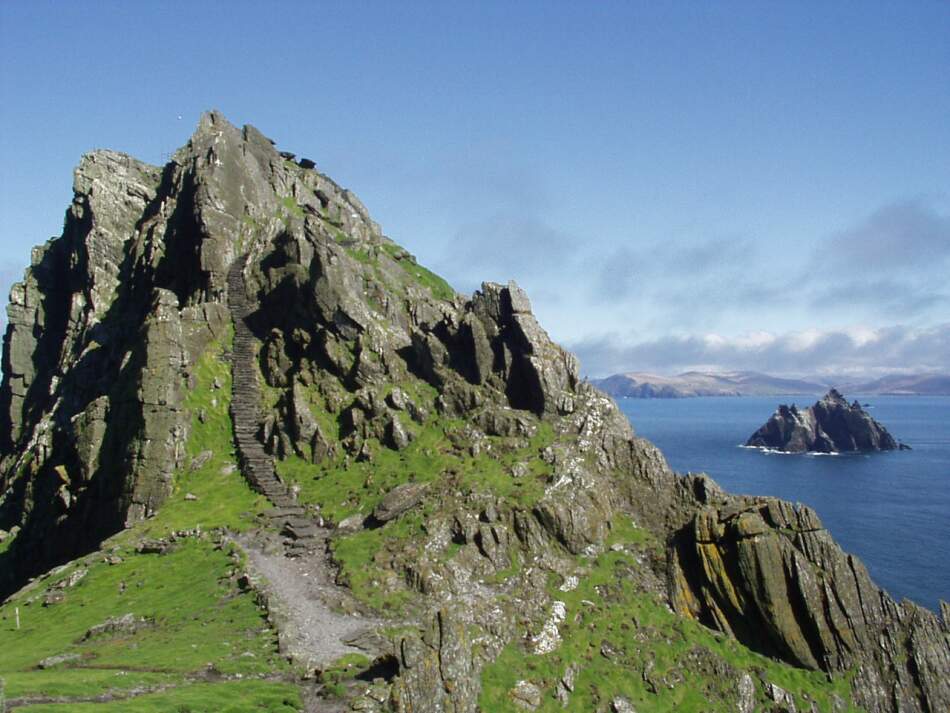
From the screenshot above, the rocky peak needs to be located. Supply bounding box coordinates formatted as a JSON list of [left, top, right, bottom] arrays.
[[0, 112, 583, 589], [0, 114, 946, 713], [820, 387, 847, 405], [746, 389, 904, 453]]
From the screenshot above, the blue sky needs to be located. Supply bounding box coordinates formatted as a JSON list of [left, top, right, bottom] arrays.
[[1, 2, 948, 376]]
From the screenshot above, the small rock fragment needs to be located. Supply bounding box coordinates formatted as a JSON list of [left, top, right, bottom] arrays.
[[190, 450, 213, 471], [338, 513, 365, 532], [611, 697, 637, 713], [511, 680, 542, 709], [737, 673, 756, 713], [38, 652, 81, 669], [43, 591, 65, 606]]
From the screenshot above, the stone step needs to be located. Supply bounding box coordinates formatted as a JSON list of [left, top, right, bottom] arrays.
[[283, 524, 320, 539], [283, 515, 315, 529], [267, 506, 306, 519]]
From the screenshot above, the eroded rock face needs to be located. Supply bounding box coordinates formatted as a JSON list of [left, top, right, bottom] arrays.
[[668, 483, 950, 713], [746, 389, 903, 452], [1, 113, 947, 713]]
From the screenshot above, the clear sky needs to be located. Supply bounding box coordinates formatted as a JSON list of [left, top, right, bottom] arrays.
[[1, 2, 948, 377]]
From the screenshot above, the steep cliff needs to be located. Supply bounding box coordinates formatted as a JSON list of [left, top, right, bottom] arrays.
[[0, 114, 946, 712]]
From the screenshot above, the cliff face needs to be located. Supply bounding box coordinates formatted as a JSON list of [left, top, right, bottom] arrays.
[[1, 114, 947, 713], [746, 389, 902, 452], [669, 482, 950, 713]]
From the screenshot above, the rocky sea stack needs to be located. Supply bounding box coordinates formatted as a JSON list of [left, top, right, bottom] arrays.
[[0, 114, 947, 712], [746, 389, 908, 453]]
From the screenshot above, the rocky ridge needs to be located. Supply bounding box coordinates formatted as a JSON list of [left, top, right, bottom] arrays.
[[746, 389, 906, 453], [0, 113, 947, 712]]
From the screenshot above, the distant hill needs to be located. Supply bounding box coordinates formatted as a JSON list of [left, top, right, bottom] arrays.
[[592, 370, 950, 398], [591, 370, 828, 398], [844, 373, 950, 396]]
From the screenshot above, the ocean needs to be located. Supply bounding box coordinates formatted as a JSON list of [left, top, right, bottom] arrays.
[[617, 395, 950, 612]]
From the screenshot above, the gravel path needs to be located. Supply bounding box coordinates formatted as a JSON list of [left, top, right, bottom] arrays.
[[236, 532, 381, 672]]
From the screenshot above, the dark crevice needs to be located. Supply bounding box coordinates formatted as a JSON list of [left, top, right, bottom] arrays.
[[355, 654, 399, 683]]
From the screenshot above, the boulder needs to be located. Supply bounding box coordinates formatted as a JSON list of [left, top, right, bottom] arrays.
[[372, 482, 428, 523]]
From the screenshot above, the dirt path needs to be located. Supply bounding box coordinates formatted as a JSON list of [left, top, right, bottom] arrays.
[[225, 257, 390, 709], [235, 531, 383, 673]]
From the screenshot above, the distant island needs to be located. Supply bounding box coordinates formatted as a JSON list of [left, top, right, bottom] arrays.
[[592, 370, 950, 398], [745, 389, 909, 453]]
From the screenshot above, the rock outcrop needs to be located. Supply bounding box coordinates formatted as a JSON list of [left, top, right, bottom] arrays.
[[668, 478, 950, 713], [746, 388, 905, 452], [1, 113, 946, 713]]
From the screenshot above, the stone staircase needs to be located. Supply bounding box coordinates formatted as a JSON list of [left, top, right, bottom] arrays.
[[227, 256, 319, 556]]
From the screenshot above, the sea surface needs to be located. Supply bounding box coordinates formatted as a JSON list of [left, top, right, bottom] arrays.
[[617, 395, 950, 612]]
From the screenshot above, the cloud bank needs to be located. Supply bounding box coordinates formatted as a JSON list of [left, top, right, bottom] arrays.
[[570, 323, 950, 378]]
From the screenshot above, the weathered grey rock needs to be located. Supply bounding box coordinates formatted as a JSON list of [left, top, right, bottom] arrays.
[[83, 612, 153, 640], [737, 673, 756, 713], [43, 591, 65, 606], [384, 415, 412, 451], [767, 683, 797, 712], [610, 697, 636, 713], [668, 495, 950, 712], [136, 539, 172, 555], [337, 513, 365, 532], [391, 607, 482, 713], [511, 680, 542, 709], [38, 652, 82, 669], [289, 381, 320, 456], [746, 389, 903, 452], [373, 482, 427, 523]]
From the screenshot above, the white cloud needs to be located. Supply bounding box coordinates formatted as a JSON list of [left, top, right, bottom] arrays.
[[569, 323, 950, 378]]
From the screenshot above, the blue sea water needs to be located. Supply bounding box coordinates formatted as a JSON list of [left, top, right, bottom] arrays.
[[617, 395, 950, 612]]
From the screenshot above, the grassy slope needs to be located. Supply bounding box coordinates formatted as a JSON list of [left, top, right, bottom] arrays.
[[0, 339, 298, 711], [479, 517, 863, 712]]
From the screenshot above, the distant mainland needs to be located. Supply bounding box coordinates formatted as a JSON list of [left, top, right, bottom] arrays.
[[591, 370, 950, 398]]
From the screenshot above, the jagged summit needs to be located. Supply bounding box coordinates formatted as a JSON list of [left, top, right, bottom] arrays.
[[746, 388, 906, 453], [0, 114, 947, 712]]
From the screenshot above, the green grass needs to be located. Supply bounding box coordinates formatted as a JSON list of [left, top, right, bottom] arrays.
[[379, 241, 455, 301], [274, 415, 450, 613], [275, 416, 448, 524], [0, 539, 290, 698], [2, 669, 177, 700], [0, 531, 15, 557], [279, 196, 304, 222], [479, 524, 864, 712], [0, 339, 290, 708], [345, 246, 374, 265], [457, 422, 555, 506], [269, 378, 556, 613], [136, 335, 267, 539], [330, 506, 429, 613], [13, 679, 301, 712]]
